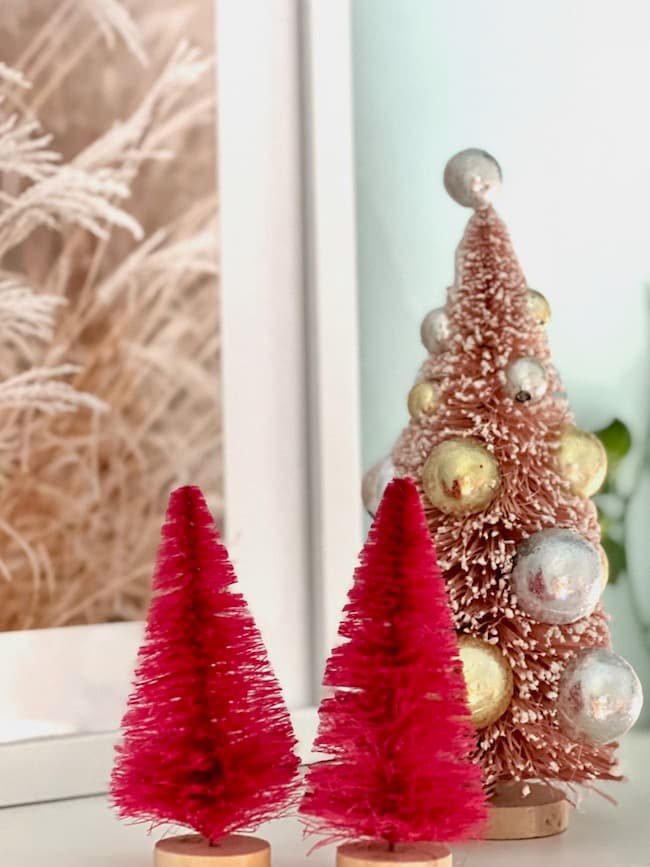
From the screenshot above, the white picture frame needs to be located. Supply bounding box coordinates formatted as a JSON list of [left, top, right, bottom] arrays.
[[0, 0, 362, 807]]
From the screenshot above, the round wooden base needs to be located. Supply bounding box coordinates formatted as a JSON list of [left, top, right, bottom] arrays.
[[154, 834, 270, 867], [485, 781, 570, 840], [336, 841, 451, 867]]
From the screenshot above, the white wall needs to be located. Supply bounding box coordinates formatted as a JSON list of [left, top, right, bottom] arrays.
[[352, 0, 650, 704]]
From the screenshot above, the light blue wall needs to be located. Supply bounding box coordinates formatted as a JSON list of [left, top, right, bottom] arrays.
[[351, 0, 650, 708]]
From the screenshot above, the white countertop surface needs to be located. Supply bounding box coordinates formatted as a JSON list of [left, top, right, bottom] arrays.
[[3, 733, 649, 866]]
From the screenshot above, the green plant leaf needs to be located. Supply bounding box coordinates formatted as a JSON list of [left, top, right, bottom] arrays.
[[595, 418, 632, 460], [594, 418, 633, 490], [594, 418, 632, 459], [596, 507, 612, 536], [601, 534, 627, 585]]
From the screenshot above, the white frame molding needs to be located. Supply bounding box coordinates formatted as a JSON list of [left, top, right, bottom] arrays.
[[218, 0, 311, 710], [300, 0, 363, 691], [0, 0, 362, 806], [0, 708, 319, 807]]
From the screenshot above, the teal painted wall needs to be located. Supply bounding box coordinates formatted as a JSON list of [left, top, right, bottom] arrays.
[[351, 0, 650, 711]]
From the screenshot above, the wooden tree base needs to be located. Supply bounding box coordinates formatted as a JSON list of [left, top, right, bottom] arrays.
[[485, 781, 570, 840], [336, 841, 452, 867], [154, 834, 270, 867]]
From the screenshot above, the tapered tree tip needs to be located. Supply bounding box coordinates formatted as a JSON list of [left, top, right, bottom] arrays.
[[372, 476, 429, 542], [165, 484, 216, 531], [375, 476, 420, 513], [168, 484, 207, 510]]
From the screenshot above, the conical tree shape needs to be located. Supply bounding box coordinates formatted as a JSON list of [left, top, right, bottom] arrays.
[[392, 206, 618, 786], [300, 478, 487, 846], [111, 485, 300, 841]]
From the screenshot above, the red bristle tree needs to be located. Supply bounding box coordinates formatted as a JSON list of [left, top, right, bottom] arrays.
[[111, 485, 300, 844], [300, 477, 487, 851]]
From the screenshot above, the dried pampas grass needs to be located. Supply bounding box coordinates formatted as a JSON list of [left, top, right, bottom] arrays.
[[0, 0, 221, 630]]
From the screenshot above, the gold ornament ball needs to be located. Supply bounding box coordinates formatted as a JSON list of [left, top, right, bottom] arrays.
[[407, 382, 440, 418], [458, 635, 514, 729], [422, 437, 500, 515], [526, 289, 551, 326], [557, 426, 607, 498]]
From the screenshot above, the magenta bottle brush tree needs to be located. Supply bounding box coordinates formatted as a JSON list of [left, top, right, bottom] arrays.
[[111, 485, 300, 866], [300, 478, 487, 867]]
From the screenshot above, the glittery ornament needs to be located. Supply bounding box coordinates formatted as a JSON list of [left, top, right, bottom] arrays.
[[443, 149, 502, 209], [558, 649, 643, 745], [557, 426, 607, 498], [407, 382, 440, 418], [458, 635, 513, 729], [598, 545, 609, 588], [420, 308, 450, 353], [526, 289, 551, 326], [422, 438, 500, 515], [506, 357, 548, 404], [361, 456, 395, 517], [511, 529, 602, 624]]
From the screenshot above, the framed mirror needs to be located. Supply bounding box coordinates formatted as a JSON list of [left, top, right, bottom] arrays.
[[0, 0, 362, 806]]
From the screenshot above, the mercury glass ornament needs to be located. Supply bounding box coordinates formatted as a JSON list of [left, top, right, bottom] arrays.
[[598, 545, 609, 588], [458, 635, 513, 729], [443, 148, 502, 209], [506, 357, 548, 404], [407, 381, 440, 418], [420, 307, 450, 353], [511, 528, 603, 624], [558, 649, 643, 745], [526, 289, 551, 326], [557, 426, 607, 498], [361, 456, 394, 517], [422, 437, 500, 515]]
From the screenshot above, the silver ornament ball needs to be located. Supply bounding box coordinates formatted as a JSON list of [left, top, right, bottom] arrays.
[[420, 308, 450, 353], [361, 456, 395, 517], [506, 356, 548, 404], [558, 649, 643, 745], [511, 528, 603, 624], [443, 148, 502, 209]]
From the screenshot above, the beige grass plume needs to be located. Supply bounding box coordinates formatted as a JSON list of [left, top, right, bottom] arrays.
[[0, 0, 221, 630]]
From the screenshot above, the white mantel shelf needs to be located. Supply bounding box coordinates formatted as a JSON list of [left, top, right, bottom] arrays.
[[5, 733, 649, 867]]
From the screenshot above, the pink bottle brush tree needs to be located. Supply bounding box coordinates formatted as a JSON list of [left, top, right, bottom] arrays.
[[369, 150, 643, 807]]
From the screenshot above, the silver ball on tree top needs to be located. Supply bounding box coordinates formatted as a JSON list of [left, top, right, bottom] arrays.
[[506, 356, 548, 404], [557, 648, 643, 745], [420, 308, 450, 353], [511, 528, 603, 624], [444, 148, 502, 209], [361, 456, 394, 517]]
